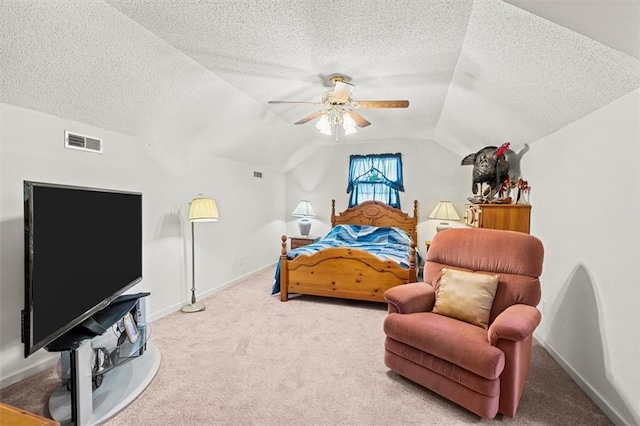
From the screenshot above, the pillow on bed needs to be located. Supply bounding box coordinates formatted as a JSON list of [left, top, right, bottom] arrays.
[[354, 225, 384, 241], [324, 224, 411, 248], [432, 268, 499, 329], [324, 224, 363, 244], [352, 225, 411, 245], [387, 227, 412, 246]]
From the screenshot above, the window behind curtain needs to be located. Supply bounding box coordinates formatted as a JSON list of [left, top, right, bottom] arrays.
[[346, 153, 404, 208]]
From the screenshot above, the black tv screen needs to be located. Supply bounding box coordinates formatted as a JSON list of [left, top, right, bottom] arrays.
[[23, 181, 142, 358]]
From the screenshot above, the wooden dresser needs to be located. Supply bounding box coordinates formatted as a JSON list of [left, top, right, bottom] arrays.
[[0, 403, 60, 426], [464, 204, 531, 234]]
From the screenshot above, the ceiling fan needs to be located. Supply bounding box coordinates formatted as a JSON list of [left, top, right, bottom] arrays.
[[267, 75, 409, 132]]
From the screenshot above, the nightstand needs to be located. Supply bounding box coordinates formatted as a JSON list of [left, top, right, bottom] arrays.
[[290, 236, 319, 249]]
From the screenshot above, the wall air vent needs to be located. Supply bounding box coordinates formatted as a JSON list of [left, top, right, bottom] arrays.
[[64, 131, 103, 153]]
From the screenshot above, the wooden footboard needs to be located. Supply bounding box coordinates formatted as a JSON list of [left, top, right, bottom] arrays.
[[280, 245, 416, 302]]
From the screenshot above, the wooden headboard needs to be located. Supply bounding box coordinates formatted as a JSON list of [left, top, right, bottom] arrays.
[[330, 199, 419, 244]]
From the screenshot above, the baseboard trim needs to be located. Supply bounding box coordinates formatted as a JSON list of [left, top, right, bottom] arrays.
[[148, 264, 275, 322], [0, 354, 58, 389], [535, 336, 629, 426]]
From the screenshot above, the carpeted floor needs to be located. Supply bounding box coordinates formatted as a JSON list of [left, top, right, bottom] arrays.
[[1, 267, 612, 425]]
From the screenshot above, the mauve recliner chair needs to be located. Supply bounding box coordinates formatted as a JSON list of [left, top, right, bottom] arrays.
[[383, 227, 543, 418]]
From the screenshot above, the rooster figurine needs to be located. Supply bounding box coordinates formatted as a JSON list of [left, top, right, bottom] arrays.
[[461, 142, 510, 203]]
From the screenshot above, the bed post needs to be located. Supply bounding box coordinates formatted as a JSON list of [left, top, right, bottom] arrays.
[[411, 200, 418, 282], [409, 241, 417, 282], [280, 235, 289, 302], [331, 199, 336, 227]]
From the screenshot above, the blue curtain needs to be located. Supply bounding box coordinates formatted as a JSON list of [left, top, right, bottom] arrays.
[[346, 153, 404, 208]]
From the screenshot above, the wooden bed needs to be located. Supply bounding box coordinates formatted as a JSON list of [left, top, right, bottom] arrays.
[[279, 199, 418, 303]]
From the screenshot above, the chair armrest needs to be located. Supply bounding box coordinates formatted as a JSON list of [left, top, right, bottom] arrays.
[[488, 304, 542, 345], [383, 282, 435, 314]]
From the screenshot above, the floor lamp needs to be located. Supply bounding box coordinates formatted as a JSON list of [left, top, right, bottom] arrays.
[[182, 195, 219, 313]]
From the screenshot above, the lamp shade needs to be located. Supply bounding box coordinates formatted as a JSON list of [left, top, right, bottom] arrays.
[[291, 200, 316, 218], [189, 197, 219, 222], [315, 115, 332, 135], [343, 113, 358, 135], [428, 201, 460, 221]]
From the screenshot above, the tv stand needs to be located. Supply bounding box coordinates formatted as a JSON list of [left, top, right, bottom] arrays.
[[47, 294, 161, 425]]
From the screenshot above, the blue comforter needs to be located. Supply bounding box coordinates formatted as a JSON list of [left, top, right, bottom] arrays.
[[271, 224, 414, 295]]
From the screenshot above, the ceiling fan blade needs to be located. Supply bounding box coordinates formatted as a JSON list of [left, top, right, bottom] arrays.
[[348, 111, 371, 128], [355, 100, 410, 108], [294, 110, 326, 125], [268, 100, 318, 105], [332, 81, 354, 100]]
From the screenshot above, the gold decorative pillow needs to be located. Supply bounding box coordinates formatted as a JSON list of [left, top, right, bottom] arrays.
[[432, 268, 499, 329]]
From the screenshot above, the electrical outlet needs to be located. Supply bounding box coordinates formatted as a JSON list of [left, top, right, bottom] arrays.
[[239, 256, 243, 265]]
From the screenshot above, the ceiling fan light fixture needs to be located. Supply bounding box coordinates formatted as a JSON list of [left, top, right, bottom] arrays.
[[315, 115, 332, 135], [343, 113, 358, 135], [268, 75, 409, 137], [344, 126, 358, 136], [319, 127, 332, 136]]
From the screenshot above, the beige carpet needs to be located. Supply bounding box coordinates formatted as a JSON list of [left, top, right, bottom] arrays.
[[1, 267, 612, 425]]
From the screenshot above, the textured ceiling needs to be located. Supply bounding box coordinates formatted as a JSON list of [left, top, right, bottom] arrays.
[[1, 0, 639, 172]]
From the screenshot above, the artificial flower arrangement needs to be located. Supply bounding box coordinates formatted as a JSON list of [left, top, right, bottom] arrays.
[[499, 176, 530, 204]]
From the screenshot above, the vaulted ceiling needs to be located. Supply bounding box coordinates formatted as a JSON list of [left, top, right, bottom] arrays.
[[1, 1, 638, 172]]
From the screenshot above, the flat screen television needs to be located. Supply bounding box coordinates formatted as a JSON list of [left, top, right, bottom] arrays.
[[22, 181, 143, 358]]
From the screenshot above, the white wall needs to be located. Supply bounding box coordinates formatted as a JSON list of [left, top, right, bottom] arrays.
[[525, 90, 639, 425], [285, 139, 471, 270], [0, 103, 286, 388]]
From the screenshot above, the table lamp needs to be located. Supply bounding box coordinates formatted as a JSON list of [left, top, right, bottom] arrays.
[[428, 201, 460, 232], [291, 200, 316, 237]]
